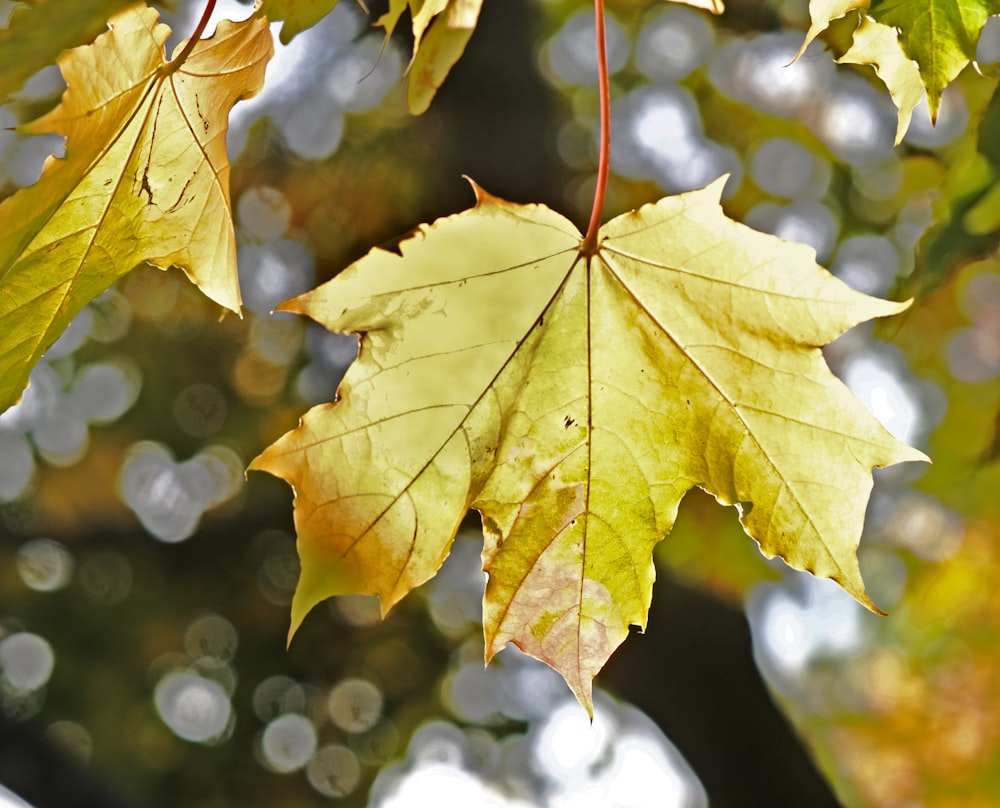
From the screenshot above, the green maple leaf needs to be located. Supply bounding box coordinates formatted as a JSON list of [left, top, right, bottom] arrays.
[[0, 5, 273, 412], [868, 0, 1000, 119], [251, 179, 927, 709], [800, 0, 1000, 127]]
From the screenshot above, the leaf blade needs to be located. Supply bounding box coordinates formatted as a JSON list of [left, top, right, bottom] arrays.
[[0, 0, 136, 104], [838, 14, 923, 144], [0, 6, 273, 412], [251, 188, 582, 634], [254, 180, 927, 707], [260, 0, 340, 44], [867, 0, 1000, 119], [375, 0, 484, 114]]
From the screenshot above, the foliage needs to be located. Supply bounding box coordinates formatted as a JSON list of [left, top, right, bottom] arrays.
[[801, 0, 1000, 127], [0, 0, 135, 103], [4, 0, 1000, 804], [261, 0, 343, 43]]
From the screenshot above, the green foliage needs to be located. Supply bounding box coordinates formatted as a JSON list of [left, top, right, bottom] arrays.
[[802, 0, 1000, 130], [868, 0, 1000, 117]]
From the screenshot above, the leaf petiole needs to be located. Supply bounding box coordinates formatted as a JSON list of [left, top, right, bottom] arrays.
[[167, 0, 218, 71], [582, 0, 611, 256]]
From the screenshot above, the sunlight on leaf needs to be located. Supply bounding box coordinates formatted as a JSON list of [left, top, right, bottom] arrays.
[[839, 14, 923, 144], [801, 0, 1000, 124], [868, 0, 1000, 121], [662, 0, 725, 14], [796, 0, 867, 59], [376, 0, 483, 114], [0, 5, 273, 412], [0, 0, 135, 104], [260, 0, 340, 44], [252, 179, 927, 710]]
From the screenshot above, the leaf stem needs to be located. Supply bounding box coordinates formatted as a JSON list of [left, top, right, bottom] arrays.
[[170, 0, 218, 69], [582, 0, 611, 256]]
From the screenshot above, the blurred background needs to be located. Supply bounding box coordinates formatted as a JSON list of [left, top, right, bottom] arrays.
[[1, 0, 999, 805]]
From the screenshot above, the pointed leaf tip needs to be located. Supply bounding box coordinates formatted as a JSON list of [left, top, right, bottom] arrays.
[[466, 176, 499, 207]]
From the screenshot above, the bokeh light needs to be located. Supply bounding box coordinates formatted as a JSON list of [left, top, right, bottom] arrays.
[[544, 9, 629, 85], [76, 549, 132, 605], [253, 675, 307, 722], [750, 138, 829, 200], [16, 538, 74, 592], [185, 614, 238, 662], [329, 678, 383, 733], [710, 33, 834, 117], [45, 720, 93, 763], [261, 713, 318, 772], [0, 430, 35, 502], [154, 671, 232, 744], [635, 6, 714, 82], [0, 632, 55, 691], [117, 442, 244, 542], [748, 576, 866, 685], [307, 744, 362, 797], [841, 348, 924, 445]]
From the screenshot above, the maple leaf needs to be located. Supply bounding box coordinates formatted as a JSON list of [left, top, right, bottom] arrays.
[[799, 0, 1000, 126], [867, 0, 1000, 120], [839, 14, 923, 144], [0, 5, 273, 412], [797, 0, 868, 57], [260, 0, 339, 44], [251, 179, 927, 709], [0, 0, 135, 104], [664, 0, 725, 13], [377, 0, 483, 114]]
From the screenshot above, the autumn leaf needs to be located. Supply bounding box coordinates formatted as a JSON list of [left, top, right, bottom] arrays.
[[800, 0, 1000, 126], [0, 0, 135, 104], [251, 179, 927, 709], [0, 5, 273, 412], [260, 0, 339, 44], [664, 0, 725, 13], [839, 14, 922, 144], [797, 0, 867, 56], [376, 0, 483, 114]]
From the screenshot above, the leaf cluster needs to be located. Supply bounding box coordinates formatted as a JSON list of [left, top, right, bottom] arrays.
[[1, 0, 969, 710]]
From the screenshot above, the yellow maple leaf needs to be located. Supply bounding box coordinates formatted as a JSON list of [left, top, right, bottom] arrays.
[[251, 179, 927, 710], [377, 0, 483, 114], [0, 0, 136, 104], [0, 4, 273, 412], [260, 0, 355, 44], [839, 14, 922, 145], [662, 0, 725, 14], [796, 0, 868, 58]]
